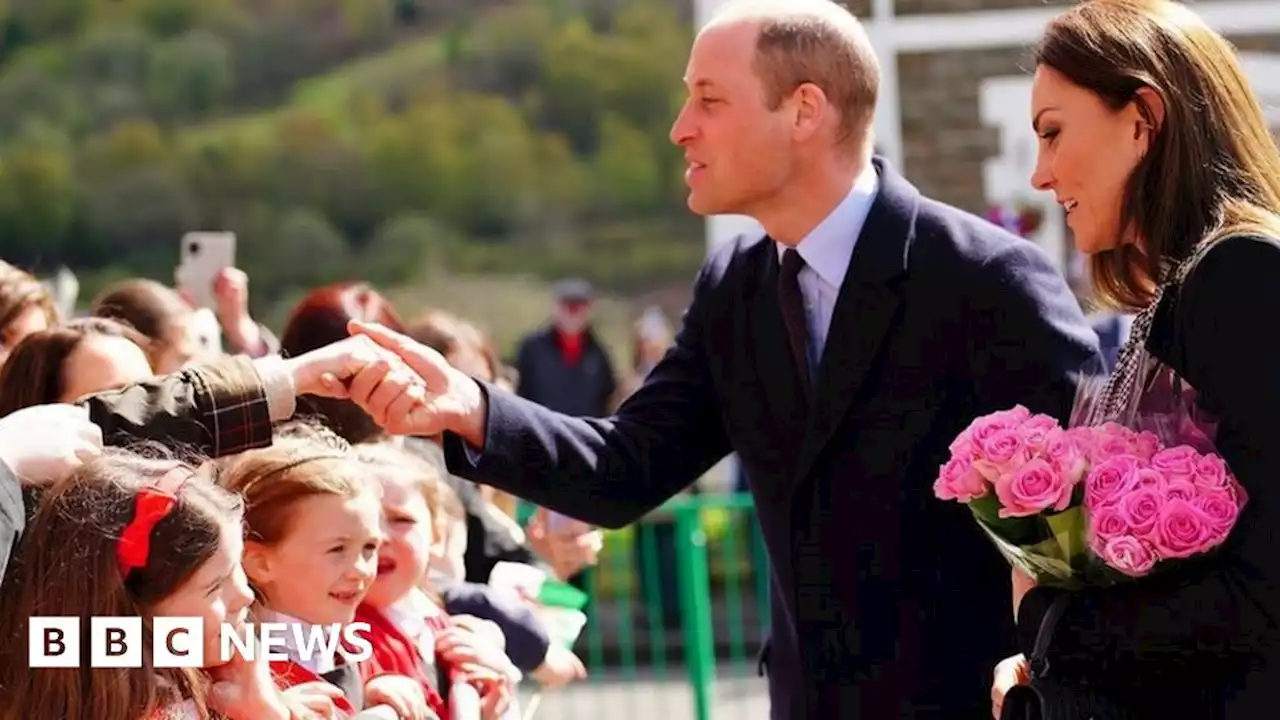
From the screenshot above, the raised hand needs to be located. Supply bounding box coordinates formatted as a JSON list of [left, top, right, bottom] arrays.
[[345, 321, 487, 442], [0, 404, 103, 483]]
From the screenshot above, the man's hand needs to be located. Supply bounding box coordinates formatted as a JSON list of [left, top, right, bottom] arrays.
[[282, 335, 399, 400], [345, 321, 487, 444], [0, 404, 103, 483]]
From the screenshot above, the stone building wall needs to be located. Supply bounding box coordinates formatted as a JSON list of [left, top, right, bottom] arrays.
[[896, 31, 1280, 215]]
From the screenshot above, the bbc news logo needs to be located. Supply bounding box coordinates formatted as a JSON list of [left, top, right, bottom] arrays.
[[29, 617, 374, 668]]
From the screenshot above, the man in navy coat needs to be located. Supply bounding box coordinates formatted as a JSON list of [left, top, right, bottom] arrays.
[[344, 1, 1101, 716]]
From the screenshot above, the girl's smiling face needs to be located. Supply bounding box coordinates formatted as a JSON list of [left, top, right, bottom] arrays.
[[243, 489, 383, 625]]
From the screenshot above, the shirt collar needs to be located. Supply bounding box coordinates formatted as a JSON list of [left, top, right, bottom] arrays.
[[776, 163, 879, 289], [263, 610, 339, 674]]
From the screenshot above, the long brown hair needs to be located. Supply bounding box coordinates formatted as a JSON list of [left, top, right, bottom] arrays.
[[0, 450, 242, 720], [0, 261, 57, 347], [91, 279, 192, 367], [1036, 0, 1280, 310], [0, 318, 150, 417]]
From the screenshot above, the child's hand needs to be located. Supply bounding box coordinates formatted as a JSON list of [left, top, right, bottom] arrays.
[[364, 674, 431, 720], [436, 626, 514, 676], [531, 644, 587, 688], [206, 641, 291, 720], [448, 665, 513, 720], [281, 681, 345, 719]]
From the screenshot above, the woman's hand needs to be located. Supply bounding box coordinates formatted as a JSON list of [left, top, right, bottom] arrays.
[[365, 674, 432, 720], [991, 653, 1030, 719]]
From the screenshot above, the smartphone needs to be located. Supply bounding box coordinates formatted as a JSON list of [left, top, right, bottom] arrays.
[[175, 232, 236, 309]]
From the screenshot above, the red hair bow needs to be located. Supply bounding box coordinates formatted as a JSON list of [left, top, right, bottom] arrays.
[[116, 467, 192, 580]]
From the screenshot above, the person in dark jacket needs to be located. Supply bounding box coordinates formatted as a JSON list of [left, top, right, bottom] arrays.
[[993, 2, 1280, 717]]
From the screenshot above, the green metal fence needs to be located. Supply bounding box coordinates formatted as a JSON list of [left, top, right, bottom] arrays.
[[515, 493, 771, 720]]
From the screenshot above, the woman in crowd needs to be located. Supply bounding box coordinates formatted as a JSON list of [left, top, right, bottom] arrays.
[[0, 260, 59, 365], [92, 279, 206, 374], [281, 282, 407, 446], [0, 318, 153, 416], [994, 0, 1280, 717]]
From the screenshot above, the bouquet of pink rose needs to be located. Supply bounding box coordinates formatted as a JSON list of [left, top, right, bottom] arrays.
[[933, 404, 1247, 586]]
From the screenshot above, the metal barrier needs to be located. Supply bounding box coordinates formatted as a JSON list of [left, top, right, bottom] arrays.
[[516, 492, 770, 720]]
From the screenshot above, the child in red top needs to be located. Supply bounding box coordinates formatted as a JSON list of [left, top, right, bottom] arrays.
[[354, 443, 518, 720]]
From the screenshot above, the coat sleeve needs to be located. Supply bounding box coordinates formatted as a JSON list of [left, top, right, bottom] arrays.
[[78, 355, 281, 459], [1017, 236, 1280, 673], [441, 258, 734, 529], [966, 239, 1103, 424]]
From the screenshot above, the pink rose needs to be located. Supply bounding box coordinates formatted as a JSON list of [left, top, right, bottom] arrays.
[[1193, 454, 1230, 491], [1083, 455, 1143, 509], [1087, 504, 1130, 556], [995, 458, 1072, 518], [1019, 415, 1059, 453], [1164, 480, 1197, 503], [1044, 428, 1088, 486], [973, 429, 1030, 479], [1092, 433, 1140, 463], [933, 457, 988, 502], [1131, 467, 1167, 492], [948, 433, 978, 461], [1100, 535, 1159, 577], [1117, 487, 1163, 537], [990, 405, 1032, 425], [1192, 491, 1240, 540], [964, 408, 1028, 450], [1152, 498, 1218, 559], [1132, 431, 1161, 461], [1150, 446, 1200, 485]]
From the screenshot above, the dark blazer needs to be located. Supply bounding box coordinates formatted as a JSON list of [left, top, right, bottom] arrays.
[[443, 158, 1100, 718], [1017, 235, 1280, 719]]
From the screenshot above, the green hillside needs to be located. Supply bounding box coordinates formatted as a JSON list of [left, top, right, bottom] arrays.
[[0, 0, 704, 332]]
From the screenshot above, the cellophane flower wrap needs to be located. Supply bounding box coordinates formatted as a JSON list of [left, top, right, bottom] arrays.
[[934, 350, 1247, 588]]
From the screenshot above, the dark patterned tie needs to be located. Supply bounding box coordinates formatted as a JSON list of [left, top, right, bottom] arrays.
[[779, 248, 811, 398]]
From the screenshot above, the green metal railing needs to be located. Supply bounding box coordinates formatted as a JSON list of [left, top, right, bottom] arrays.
[[516, 492, 771, 720]]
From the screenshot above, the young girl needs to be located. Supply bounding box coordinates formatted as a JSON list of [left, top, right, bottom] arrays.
[[218, 438, 432, 719], [0, 449, 303, 720], [352, 443, 518, 720]]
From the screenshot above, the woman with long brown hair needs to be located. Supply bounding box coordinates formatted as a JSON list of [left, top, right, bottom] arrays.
[[994, 1, 1280, 716], [0, 318, 153, 416]]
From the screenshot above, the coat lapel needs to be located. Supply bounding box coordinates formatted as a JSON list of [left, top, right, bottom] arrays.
[[794, 158, 919, 483]]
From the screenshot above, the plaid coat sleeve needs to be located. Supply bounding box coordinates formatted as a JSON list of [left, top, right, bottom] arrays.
[[79, 355, 276, 459]]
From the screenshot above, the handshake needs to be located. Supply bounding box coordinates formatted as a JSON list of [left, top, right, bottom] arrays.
[[284, 321, 489, 442], [0, 323, 487, 483]]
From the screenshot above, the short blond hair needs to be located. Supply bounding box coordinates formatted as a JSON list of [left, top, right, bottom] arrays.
[[711, 0, 879, 149]]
